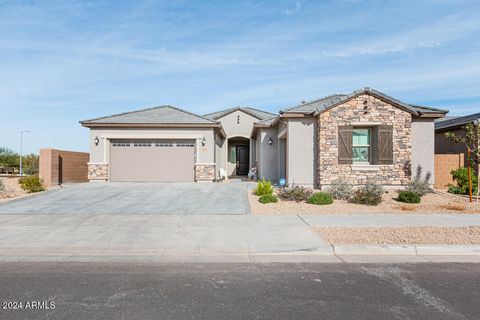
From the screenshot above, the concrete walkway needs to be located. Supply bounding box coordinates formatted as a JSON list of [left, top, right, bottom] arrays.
[[300, 214, 480, 227]]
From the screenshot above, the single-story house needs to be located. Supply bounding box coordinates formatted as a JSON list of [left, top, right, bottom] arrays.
[[435, 112, 480, 167], [81, 87, 447, 186]]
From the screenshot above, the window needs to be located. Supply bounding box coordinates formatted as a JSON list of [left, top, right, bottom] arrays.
[[176, 142, 194, 147], [228, 145, 236, 163], [352, 128, 370, 163], [112, 142, 130, 147], [155, 142, 173, 147], [133, 142, 152, 147]]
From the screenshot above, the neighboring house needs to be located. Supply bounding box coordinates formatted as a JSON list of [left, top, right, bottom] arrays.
[[251, 87, 447, 187], [81, 87, 447, 186], [435, 112, 480, 167]]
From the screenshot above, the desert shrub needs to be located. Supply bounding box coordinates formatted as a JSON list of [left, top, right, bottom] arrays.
[[326, 178, 353, 200], [398, 190, 421, 204], [351, 182, 385, 206], [405, 165, 431, 196], [307, 192, 333, 205], [18, 175, 45, 193], [448, 167, 478, 195], [258, 194, 278, 204], [254, 179, 273, 196], [278, 185, 313, 202], [0, 179, 5, 194]]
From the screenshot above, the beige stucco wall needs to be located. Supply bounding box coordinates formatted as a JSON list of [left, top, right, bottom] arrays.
[[217, 110, 258, 138], [216, 110, 261, 176], [88, 127, 216, 165], [286, 118, 317, 187], [214, 132, 226, 179], [257, 128, 278, 181], [411, 118, 435, 184], [318, 93, 412, 187]]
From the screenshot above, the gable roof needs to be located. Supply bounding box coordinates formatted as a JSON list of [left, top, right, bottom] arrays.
[[204, 106, 276, 121], [435, 112, 480, 131], [280, 94, 348, 114], [80, 105, 218, 126], [280, 88, 448, 118]]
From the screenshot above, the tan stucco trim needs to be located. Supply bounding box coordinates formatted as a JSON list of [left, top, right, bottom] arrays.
[[100, 133, 205, 139], [280, 113, 309, 118], [277, 127, 288, 139]]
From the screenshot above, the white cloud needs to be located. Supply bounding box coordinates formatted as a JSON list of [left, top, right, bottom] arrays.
[[284, 1, 304, 15]]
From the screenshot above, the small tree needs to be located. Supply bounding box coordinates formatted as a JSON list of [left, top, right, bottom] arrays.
[[22, 153, 39, 175], [445, 123, 480, 203], [0, 147, 19, 168]]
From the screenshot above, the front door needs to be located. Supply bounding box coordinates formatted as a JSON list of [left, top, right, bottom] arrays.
[[236, 145, 249, 175]]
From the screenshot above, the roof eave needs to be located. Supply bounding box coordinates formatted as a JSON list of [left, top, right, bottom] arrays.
[[312, 89, 422, 116], [80, 122, 221, 128]]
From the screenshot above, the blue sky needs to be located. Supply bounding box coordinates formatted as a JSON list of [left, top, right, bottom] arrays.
[[1, 0, 480, 154]]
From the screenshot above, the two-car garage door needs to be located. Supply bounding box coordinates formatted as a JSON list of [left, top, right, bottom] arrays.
[[110, 140, 195, 182]]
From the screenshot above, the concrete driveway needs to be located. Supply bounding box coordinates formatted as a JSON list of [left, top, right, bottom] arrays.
[[0, 182, 251, 215]]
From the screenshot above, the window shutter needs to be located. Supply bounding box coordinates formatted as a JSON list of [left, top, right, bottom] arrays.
[[378, 125, 393, 164], [371, 126, 379, 164], [338, 126, 353, 164]]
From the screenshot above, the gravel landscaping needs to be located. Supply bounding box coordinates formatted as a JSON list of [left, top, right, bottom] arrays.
[[0, 177, 27, 202], [249, 189, 480, 214], [315, 226, 480, 245]]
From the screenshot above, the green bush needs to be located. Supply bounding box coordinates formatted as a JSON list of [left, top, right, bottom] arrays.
[[326, 178, 353, 200], [258, 194, 278, 204], [398, 190, 421, 204], [406, 165, 431, 196], [308, 192, 333, 205], [18, 175, 45, 193], [448, 167, 478, 195], [254, 179, 273, 196], [351, 182, 385, 206], [278, 185, 313, 203], [0, 147, 19, 167]]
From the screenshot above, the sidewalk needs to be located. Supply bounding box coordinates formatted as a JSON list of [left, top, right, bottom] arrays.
[[0, 213, 479, 263]]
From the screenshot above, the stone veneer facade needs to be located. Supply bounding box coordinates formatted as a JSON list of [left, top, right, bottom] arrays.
[[88, 163, 109, 181], [195, 164, 215, 181], [318, 94, 412, 187]]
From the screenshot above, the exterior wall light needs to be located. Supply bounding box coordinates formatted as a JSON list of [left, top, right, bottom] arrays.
[[94, 136, 99, 146], [201, 137, 206, 146], [268, 137, 273, 145]]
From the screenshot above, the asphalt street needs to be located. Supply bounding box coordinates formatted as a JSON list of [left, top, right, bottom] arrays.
[[0, 262, 479, 320]]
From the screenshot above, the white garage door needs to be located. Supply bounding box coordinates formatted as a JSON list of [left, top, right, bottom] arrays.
[[110, 140, 195, 182]]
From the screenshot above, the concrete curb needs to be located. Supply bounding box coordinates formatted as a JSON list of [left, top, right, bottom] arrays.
[[333, 245, 416, 255], [333, 244, 480, 256]]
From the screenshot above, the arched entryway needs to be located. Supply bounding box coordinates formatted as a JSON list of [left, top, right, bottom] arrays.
[[227, 137, 250, 176]]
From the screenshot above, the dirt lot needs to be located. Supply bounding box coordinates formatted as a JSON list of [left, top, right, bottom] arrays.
[[0, 177, 28, 202], [249, 189, 480, 214], [315, 226, 480, 245]]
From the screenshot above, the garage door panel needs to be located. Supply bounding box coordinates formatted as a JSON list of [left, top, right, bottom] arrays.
[[110, 140, 195, 182]]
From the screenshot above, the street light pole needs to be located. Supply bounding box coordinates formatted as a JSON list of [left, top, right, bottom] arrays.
[[20, 130, 31, 176]]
